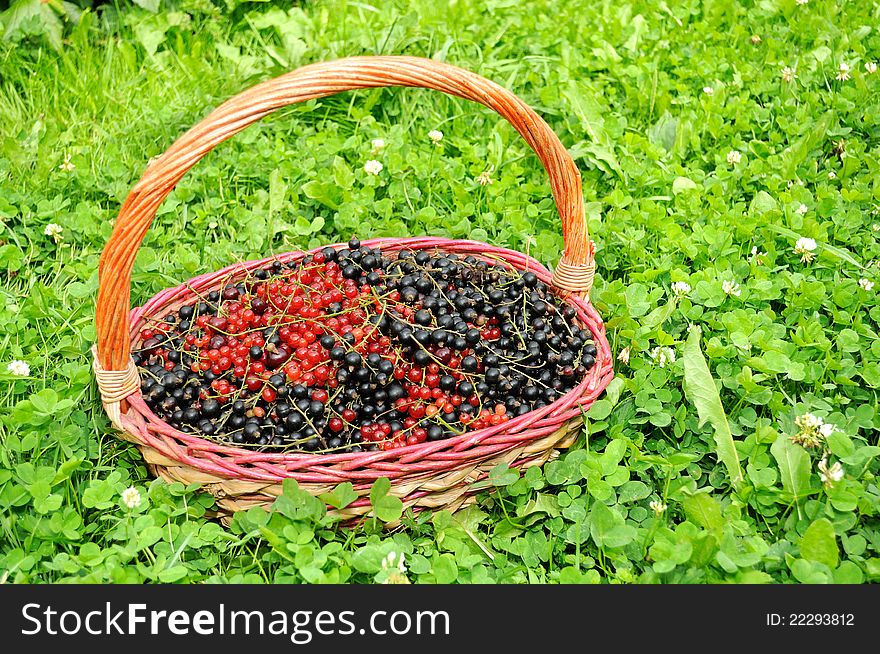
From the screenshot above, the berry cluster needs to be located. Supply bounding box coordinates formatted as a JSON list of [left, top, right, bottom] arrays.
[[134, 239, 596, 453]]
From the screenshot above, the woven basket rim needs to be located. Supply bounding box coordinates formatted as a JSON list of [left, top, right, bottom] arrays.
[[116, 237, 613, 479]]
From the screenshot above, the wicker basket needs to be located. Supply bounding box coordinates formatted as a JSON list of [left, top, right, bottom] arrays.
[[93, 56, 613, 520]]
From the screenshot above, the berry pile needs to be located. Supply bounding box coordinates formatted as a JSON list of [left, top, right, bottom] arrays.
[[134, 239, 597, 453]]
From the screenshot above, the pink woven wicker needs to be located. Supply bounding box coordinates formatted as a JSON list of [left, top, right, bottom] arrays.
[[93, 56, 613, 519]]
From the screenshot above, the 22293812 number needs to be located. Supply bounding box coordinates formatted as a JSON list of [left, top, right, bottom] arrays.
[[788, 614, 854, 626]]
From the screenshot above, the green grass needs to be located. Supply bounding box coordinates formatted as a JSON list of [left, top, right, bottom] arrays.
[[1, 0, 879, 584]]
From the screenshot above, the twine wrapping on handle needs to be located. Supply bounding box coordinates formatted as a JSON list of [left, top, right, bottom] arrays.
[[551, 243, 597, 297], [91, 345, 140, 430]]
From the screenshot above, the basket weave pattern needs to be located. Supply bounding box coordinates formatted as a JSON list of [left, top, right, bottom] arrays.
[[93, 57, 613, 518]]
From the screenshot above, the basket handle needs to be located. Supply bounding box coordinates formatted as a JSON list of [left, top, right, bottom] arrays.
[[96, 55, 595, 372]]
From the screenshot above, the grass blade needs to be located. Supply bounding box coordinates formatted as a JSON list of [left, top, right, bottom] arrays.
[[682, 327, 744, 489], [766, 224, 864, 270]]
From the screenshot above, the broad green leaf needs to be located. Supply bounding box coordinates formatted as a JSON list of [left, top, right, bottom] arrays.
[[432, 554, 458, 583], [0, 244, 24, 270], [649, 533, 693, 573], [351, 544, 391, 574], [301, 180, 341, 209], [558, 566, 600, 584], [52, 458, 83, 484], [623, 14, 646, 51], [133, 19, 168, 57], [640, 300, 676, 329], [319, 482, 358, 510], [29, 388, 58, 414], [833, 561, 864, 584], [682, 328, 744, 488], [137, 526, 165, 550], [737, 571, 774, 584], [132, 0, 160, 12], [273, 479, 326, 521], [586, 397, 613, 420], [672, 176, 698, 195], [800, 518, 839, 570], [647, 110, 678, 151], [369, 477, 403, 523], [771, 437, 811, 515], [157, 565, 189, 583], [749, 191, 777, 215], [81, 480, 117, 509], [781, 112, 833, 179], [790, 558, 833, 584], [590, 502, 636, 549], [618, 481, 650, 503], [682, 492, 724, 531], [2, 0, 64, 50], [825, 432, 854, 458], [519, 493, 560, 518], [488, 463, 519, 487]]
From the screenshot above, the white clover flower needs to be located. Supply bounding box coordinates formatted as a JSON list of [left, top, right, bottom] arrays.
[[428, 130, 444, 144], [59, 154, 75, 173], [792, 412, 834, 449], [866, 62, 878, 75], [44, 223, 64, 243], [796, 412, 822, 429], [795, 0, 808, 5], [370, 138, 386, 152], [819, 422, 836, 438], [750, 34, 762, 45], [781, 66, 797, 83], [381, 551, 410, 584], [649, 346, 676, 368], [649, 500, 668, 515], [818, 458, 844, 488], [477, 170, 493, 186], [363, 159, 384, 176], [382, 551, 403, 572], [859, 278, 874, 291], [721, 279, 741, 297], [796, 203, 808, 216], [7, 360, 30, 377], [836, 62, 851, 81], [874, 224, 880, 232], [671, 281, 691, 298], [794, 236, 818, 263], [827, 170, 837, 179], [121, 486, 141, 509], [703, 86, 714, 96], [617, 346, 630, 365], [207, 220, 218, 230], [749, 246, 767, 265], [726, 150, 742, 165]]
